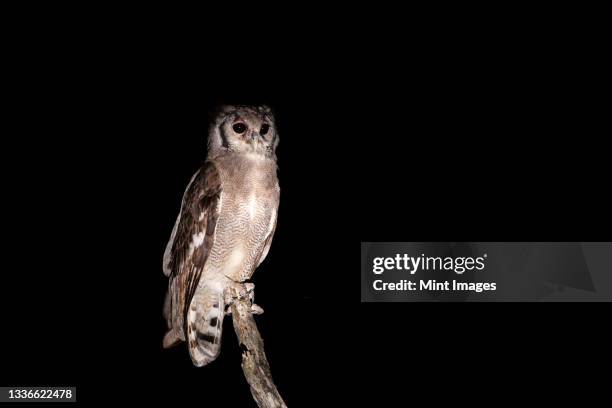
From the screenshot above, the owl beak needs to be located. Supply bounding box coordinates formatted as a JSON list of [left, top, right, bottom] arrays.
[[251, 131, 258, 141]]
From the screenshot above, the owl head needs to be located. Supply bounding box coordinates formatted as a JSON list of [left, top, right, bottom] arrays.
[[208, 105, 278, 158]]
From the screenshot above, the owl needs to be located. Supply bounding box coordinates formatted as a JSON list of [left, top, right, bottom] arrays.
[[162, 105, 280, 366]]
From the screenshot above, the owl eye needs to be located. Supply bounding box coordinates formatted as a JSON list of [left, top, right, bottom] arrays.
[[260, 124, 270, 135], [232, 123, 247, 134]]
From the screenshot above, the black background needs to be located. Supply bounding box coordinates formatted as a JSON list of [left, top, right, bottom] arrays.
[[1, 13, 610, 406]]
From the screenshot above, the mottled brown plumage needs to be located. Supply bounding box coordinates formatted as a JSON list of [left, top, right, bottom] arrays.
[[163, 162, 221, 340]]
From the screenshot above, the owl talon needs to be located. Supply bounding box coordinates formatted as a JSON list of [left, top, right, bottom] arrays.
[[251, 304, 264, 315], [223, 281, 257, 313]]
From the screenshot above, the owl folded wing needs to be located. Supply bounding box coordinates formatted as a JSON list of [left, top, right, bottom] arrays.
[[163, 161, 222, 331]]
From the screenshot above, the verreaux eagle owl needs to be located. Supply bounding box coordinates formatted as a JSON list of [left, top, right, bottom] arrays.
[[162, 105, 280, 366]]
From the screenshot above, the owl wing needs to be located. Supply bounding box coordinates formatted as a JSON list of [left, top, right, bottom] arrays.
[[163, 161, 222, 337], [256, 201, 278, 268]]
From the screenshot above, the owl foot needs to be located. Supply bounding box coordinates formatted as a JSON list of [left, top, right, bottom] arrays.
[[223, 282, 263, 315], [250, 304, 264, 315]]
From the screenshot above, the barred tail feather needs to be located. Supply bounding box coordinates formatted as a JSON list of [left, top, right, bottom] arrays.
[[186, 285, 225, 367]]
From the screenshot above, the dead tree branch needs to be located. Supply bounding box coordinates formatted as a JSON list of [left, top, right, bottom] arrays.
[[230, 292, 287, 408]]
